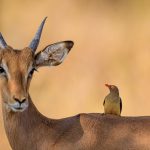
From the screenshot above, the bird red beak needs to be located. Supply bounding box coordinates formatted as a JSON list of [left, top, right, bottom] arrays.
[[105, 84, 111, 89]]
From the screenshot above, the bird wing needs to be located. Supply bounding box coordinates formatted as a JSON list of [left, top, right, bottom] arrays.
[[103, 100, 105, 106], [120, 98, 122, 113], [103, 96, 108, 106]]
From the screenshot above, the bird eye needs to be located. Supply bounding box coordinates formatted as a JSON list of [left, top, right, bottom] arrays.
[[28, 68, 37, 78], [0, 67, 6, 75]]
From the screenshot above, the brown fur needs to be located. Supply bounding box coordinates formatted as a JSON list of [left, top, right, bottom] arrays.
[[1, 47, 150, 150]]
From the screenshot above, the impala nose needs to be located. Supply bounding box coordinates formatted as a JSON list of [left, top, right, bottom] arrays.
[[13, 97, 26, 105], [10, 96, 28, 112]]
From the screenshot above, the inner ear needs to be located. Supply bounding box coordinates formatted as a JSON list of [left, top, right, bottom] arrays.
[[35, 41, 74, 68]]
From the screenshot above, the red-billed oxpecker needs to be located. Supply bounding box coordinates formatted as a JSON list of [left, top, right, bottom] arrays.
[[103, 84, 122, 116]]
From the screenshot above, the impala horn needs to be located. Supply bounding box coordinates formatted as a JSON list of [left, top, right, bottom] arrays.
[[29, 17, 47, 53], [0, 32, 7, 49]]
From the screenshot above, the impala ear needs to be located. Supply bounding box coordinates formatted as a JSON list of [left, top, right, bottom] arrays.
[[35, 41, 74, 67]]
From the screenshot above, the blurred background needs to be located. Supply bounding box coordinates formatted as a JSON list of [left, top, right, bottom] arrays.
[[1, 0, 150, 149]]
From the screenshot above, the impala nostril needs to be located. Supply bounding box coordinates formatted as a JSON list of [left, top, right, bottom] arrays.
[[21, 98, 26, 103], [14, 97, 20, 103]]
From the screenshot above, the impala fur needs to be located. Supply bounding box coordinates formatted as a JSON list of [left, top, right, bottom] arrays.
[[0, 18, 150, 150]]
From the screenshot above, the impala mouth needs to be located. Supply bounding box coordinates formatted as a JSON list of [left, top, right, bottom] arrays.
[[11, 107, 26, 112], [11, 105, 28, 112], [7, 101, 29, 112]]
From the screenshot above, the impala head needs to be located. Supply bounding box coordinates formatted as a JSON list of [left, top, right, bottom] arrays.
[[0, 17, 74, 112]]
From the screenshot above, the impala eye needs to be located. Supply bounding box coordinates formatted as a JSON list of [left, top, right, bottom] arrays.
[[28, 68, 37, 78], [0, 67, 6, 75]]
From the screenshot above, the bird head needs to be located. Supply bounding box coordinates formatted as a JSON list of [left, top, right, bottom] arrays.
[[105, 84, 119, 95]]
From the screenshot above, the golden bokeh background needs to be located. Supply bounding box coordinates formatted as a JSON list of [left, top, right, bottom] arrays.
[[1, 0, 150, 149]]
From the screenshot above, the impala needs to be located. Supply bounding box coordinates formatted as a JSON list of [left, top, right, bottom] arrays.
[[0, 17, 150, 150]]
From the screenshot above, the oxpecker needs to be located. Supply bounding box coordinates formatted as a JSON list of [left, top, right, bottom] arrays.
[[103, 84, 122, 116]]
